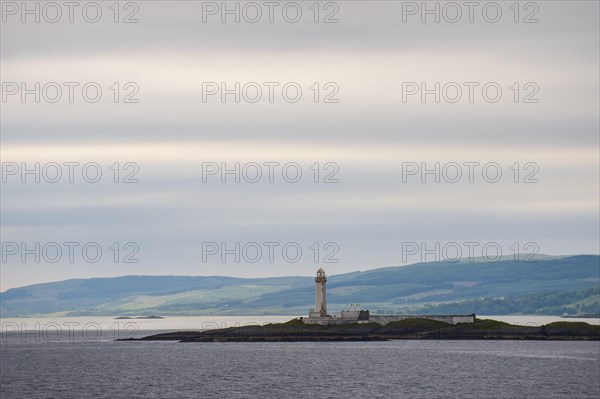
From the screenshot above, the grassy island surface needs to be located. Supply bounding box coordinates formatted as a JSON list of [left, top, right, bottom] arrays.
[[120, 318, 600, 342]]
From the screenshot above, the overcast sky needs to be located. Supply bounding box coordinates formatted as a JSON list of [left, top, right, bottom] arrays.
[[1, 1, 598, 290]]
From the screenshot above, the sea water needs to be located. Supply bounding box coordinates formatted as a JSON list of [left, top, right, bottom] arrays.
[[1, 316, 599, 398]]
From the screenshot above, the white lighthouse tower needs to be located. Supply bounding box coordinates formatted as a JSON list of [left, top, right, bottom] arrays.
[[309, 268, 328, 318]]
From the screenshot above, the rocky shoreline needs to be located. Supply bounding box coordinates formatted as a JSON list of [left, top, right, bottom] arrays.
[[119, 318, 600, 342]]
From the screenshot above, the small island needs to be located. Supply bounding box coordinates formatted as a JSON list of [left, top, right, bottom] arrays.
[[119, 269, 599, 342], [120, 318, 599, 342], [114, 315, 164, 320]]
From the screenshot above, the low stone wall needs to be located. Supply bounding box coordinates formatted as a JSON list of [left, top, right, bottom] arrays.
[[369, 314, 475, 325], [303, 314, 475, 325], [302, 317, 364, 325]]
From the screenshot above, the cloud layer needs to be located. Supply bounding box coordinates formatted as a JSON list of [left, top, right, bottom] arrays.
[[1, 1, 599, 289]]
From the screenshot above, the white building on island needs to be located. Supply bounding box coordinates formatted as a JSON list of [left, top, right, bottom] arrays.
[[304, 268, 475, 325]]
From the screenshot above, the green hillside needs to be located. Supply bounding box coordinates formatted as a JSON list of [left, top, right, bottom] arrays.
[[1, 255, 598, 317], [412, 286, 600, 316]]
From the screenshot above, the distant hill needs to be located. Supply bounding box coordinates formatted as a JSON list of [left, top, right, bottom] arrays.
[[1, 255, 598, 317], [412, 286, 600, 316]]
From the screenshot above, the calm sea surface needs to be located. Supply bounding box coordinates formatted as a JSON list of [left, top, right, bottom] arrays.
[[1, 316, 599, 399]]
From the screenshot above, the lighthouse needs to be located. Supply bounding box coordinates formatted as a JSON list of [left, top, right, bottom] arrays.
[[303, 267, 476, 326], [314, 268, 328, 317]]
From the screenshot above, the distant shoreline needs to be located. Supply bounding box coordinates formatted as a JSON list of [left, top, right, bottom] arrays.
[[119, 318, 600, 342]]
